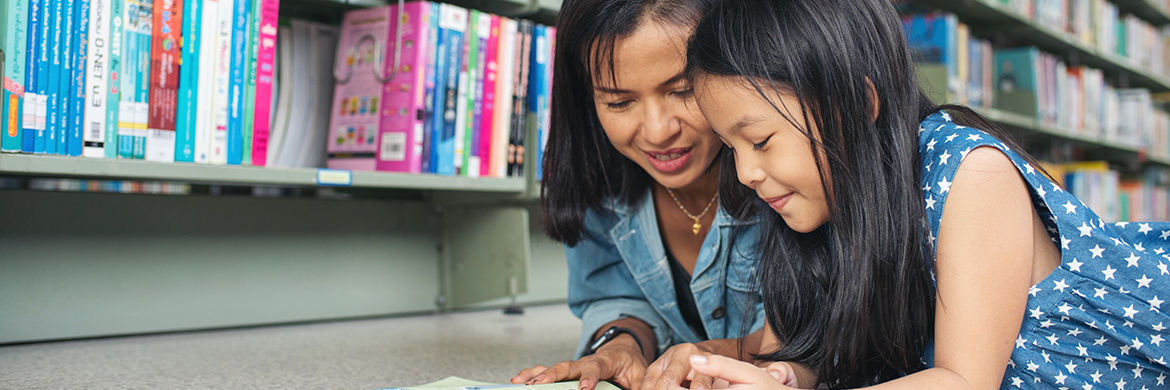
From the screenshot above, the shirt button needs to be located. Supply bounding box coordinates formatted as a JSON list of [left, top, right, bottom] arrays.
[[711, 307, 726, 319]]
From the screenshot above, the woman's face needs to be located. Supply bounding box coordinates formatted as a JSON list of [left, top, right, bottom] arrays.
[[592, 22, 722, 190], [695, 75, 831, 233]]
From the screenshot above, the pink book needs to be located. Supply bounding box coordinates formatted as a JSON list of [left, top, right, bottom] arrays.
[[477, 14, 499, 178], [373, 1, 431, 173], [250, 0, 281, 167]]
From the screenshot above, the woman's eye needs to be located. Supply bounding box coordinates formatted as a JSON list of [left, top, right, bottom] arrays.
[[606, 101, 632, 109], [752, 135, 772, 151], [671, 88, 694, 98]]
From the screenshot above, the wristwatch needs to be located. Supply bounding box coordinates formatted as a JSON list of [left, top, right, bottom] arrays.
[[585, 326, 646, 356]]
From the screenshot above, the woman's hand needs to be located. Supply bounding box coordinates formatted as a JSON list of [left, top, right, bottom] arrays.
[[688, 355, 799, 390], [641, 343, 717, 390], [510, 335, 649, 390]]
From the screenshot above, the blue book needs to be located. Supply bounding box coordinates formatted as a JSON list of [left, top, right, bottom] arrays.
[[419, 2, 439, 173], [174, 0, 200, 162], [22, 0, 41, 152], [435, 4, 466, 176], [44, 0, 62, 155], [225, 0, 251, 165], [117, 14, 135, 159], [67, 0, 88, 156], [104, 0, 122, 159], [56, 0, 76, 155], [33, 0, 51, 154], [529, 25, 547, 180], [1, 0, 29, 152], [132, 29, 149, 159], [27, 0, 49, 153]]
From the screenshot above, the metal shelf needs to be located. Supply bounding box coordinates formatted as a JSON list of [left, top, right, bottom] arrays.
[[1111, 0, 1170, 26], [0, 154, 527, 192], [911, 0, 1170, 92], [973, 107, 1170, 166]]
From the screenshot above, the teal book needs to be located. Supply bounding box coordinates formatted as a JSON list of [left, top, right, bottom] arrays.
[[993, 47, 1040, 119], [1, 0, 28, 152], [174, 0, 201, 162], [241, 0, 260, 165], [55, 0, 76, 155], [104, 0, 123, 159]]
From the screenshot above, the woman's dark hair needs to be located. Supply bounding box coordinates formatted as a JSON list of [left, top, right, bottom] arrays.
[[541, 0, 716, 246], [687, 0, 1049, 387]]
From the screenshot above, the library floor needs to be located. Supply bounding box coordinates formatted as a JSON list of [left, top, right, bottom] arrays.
[[0, 303, 581, 389]]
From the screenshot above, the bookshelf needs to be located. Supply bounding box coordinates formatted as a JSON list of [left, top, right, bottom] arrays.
[[0, 0, 563, 345]]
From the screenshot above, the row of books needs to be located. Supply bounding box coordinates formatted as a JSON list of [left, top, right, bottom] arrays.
[[324, 2, 553, 178], [8, 177, 194, 195], [1050, 162, 1170, 222], [903, 12, 1170, 161], [0, 0, 282, 164]]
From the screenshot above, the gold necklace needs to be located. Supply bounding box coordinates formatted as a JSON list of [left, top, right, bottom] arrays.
[[666, 187, 719, 235]]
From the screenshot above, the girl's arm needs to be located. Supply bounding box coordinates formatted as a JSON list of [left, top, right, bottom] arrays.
[[687, 146, 1040, 390]]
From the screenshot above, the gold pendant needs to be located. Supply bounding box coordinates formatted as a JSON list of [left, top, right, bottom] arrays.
[[692, 217, 701, 235]]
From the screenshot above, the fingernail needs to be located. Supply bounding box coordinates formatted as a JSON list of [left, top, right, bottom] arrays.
[[694, 385, 707, 390], [768, 370, 782, 381], [690, 355, 708, 365], [580, 379, 592, 390]]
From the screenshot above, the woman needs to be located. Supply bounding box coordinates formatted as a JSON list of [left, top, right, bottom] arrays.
[[510, 1, 768, 390]]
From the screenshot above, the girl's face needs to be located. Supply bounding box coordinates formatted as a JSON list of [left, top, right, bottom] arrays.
[[695, 75, 831, 233], [592, 22, 721, 190]]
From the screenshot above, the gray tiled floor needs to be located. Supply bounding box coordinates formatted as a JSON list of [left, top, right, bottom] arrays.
[[0, 304, 581, 390]]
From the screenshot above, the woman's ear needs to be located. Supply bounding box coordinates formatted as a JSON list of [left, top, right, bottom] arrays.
[[864, 77, 880, 124]]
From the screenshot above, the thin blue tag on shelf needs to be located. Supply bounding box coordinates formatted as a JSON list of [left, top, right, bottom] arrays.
[[316, 169, 353, 186]]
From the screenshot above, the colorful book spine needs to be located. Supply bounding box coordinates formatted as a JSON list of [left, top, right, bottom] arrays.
[[538, 26, 554, 180], [56, 0, 76, 155], [32, 0, 49, 154], [453, 9, 475, 176], [83, 0, 113, 158], [374, 1, 431, 173], [102, 0, 120, 158], [209, 0, 235, 165], [174, 0, 200, 162], [491, 17, 516, 178], [240, 0, 260, 165], [45, 0, 63, 155], [249, 0, 279, 166], [131, 13, 150, 160], [117, 0, 139, 159], [1, 0, 28, 152], [145, 0, 183, 162], [434, 3, 466, 176], [225, 0, 249, 165], [194, 0, 219, 163], [508, 19, 532, 177], [463, 11, 488, 177], [476, 14, 498, 178], [21, 0, 41, 153], [418, 1, 439, 173], [67, 0, 89, 157]]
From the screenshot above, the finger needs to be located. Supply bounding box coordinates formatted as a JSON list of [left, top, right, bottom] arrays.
[[578, 359, 604, 390], [687, 355, 772, 386], [529, 362, 574, 385], [511, 365, 550, 384], [619, 361, 648, 390], [688, 372, 715, 390], [645, 358, 690, 390]]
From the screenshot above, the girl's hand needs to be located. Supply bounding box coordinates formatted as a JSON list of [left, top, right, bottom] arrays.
[[510, 336, 649, 390], [688, 355, 800, 390]]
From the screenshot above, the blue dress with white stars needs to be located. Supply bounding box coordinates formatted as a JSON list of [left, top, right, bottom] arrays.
[[918, 111, 1170, 390]]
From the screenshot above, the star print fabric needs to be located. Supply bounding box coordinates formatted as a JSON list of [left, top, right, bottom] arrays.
[[919, 111, 1170, 390]]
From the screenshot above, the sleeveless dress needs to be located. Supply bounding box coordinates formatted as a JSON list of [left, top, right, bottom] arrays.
[[919, 111, 1170, 390]]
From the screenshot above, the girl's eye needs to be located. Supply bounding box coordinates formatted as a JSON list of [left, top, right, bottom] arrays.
[[752, 135, 772, 151], [671, 88, 694, 98]]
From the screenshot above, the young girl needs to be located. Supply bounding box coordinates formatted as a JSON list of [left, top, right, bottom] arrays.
[[510, 1, 768, 390], [642, 0, 1170, 389]]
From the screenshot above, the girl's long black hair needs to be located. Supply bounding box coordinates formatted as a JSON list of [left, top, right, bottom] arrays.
[[541, 0, 716, 246], [686, 0, 1047, 387]]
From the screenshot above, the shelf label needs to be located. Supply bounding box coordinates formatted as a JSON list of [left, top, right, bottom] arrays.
[[316, 169, 353, 186]]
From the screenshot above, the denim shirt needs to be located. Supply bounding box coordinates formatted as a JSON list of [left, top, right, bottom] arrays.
[[567, 189, 767, 358]]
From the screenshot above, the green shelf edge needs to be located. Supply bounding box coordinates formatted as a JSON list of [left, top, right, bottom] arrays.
[[0, 154, 527, 192]]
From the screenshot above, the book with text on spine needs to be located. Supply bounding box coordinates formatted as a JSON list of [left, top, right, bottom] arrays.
[[1, 0, 28, 153], [145, 0, 183, 162]]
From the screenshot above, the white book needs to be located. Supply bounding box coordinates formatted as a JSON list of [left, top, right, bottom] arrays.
[[296, 23, 337, 168], [194, 0, 221, 164], [83, 0, 114, 158], [274, 19, 314, 168], [267, 25, 293, 166], [209, 0, 236, 165], [494, 18, 517, 178]]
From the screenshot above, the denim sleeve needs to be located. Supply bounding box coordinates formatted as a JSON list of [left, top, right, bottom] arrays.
[[566, 210, 673, 358]]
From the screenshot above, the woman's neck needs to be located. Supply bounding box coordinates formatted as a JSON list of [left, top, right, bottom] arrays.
[[661, 157, 721, 207]]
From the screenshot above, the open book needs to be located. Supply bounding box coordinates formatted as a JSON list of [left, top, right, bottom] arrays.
[[378, 376, 622, 390]]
